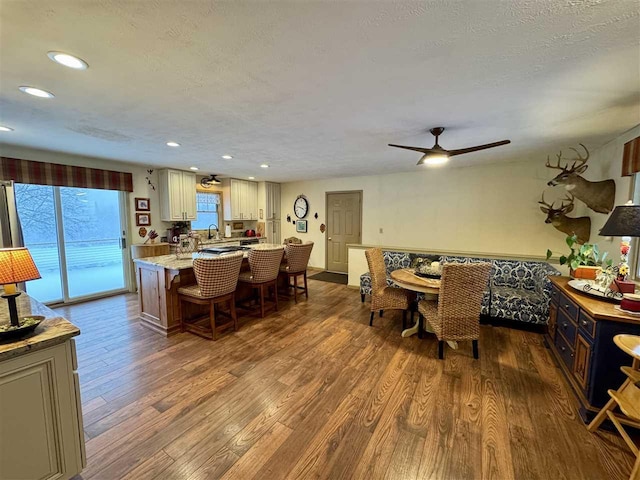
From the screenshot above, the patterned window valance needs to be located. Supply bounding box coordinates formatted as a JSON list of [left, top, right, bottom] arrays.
[[622, 136, 640, 177], [0, 157, 133, 192]]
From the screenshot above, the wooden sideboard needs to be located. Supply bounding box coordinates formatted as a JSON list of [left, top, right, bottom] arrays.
[[546, 276, 640, 423]]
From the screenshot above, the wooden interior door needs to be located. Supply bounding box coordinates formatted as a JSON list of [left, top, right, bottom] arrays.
[[326, 192, 362, 273]]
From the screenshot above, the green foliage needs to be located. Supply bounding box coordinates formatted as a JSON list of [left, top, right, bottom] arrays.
[[546, 235, 613, 270]]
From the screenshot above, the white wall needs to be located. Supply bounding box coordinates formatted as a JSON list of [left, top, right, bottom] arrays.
[[281, 157, 574, 270], [0, 144, 171, 246]]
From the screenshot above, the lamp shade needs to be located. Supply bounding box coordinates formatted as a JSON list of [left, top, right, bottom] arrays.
[[0, 248, 41, 284], [599, 204, 640, 237]]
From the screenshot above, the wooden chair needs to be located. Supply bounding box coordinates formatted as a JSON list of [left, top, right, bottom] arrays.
[[177, 251, 244, 340], [588, 334, 640, 480], [238, 247, 285, 318], [280, 242, 314, 303], [365, 248, 412, 327], [418, 262, 491, 359]]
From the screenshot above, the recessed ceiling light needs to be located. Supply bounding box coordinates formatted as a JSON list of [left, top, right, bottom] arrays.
[[47, 51, 88, 70], [166, 141, 180, 147], [189, 166, 199, 171], [19, 86, 54, 98], [248, 176, 255, 180], [0, 126, 14, 132], [260, 164, 269, 168], [222, 155, 233, 160]]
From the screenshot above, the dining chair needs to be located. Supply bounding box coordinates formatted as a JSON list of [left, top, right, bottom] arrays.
[[177, 251, 244, 340], [280, 242, 314, 303], [588, 334, 640, 480], [418, 262, 491, 359], [365, 247, 413, 327], [238, 246, 285, 318]]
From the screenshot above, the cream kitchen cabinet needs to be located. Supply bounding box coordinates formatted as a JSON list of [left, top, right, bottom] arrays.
[[158, 169, 197, 221], [265, 182, 281, 220], [222, 178, 258, 221], [0, 293, 85, 480]]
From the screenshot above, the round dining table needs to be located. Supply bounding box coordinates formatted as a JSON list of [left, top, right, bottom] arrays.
[[389, 268, 458, 349]]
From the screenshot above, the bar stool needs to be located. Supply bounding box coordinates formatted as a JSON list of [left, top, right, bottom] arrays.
[[588, 334, 640, 480], [280, 242, 313, 303], [238, 247, 284, 318], [177, 252, 244, 340]]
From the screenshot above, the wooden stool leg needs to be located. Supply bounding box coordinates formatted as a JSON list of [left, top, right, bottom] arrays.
[[588, 395, 621, 432], [630, 453, 640, 480], [260, 284, 266, 318], [230, 294, 238, 331], [294, 274, 298, 303], [274, 282, 279, 311], [438, 341, 444, 359], [304, 271, 308, 298], [472, 340, 479, 359], [210, 300, 217, 340]]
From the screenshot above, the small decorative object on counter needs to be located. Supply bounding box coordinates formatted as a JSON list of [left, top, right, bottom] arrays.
[[546, 234, 611, 280], [0, 247, 42, 328], [173, 232, 198, 259]]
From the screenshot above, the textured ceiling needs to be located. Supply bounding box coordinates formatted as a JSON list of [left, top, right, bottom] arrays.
[[0, 1, 639, 182]]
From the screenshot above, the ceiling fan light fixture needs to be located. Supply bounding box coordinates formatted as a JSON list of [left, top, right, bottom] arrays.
[[418, 153, 449, 166]]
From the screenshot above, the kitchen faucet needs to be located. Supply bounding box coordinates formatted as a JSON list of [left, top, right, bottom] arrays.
[[208, 224, 219, 240]]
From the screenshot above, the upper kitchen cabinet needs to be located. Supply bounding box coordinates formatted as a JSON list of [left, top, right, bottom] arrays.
[[158, 169, 197, 222], [221, 178, 258, 220], [265, 182, 281, 220]]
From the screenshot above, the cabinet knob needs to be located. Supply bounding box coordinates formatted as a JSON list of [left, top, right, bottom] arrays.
[[565, 304, 570, 309], [562, 323, 568, 329], [560, 346, 566, 352], [581, 320, 588, 327]]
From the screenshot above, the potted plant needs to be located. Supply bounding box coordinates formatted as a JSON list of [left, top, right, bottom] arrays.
[[546, 234, 612, 280]]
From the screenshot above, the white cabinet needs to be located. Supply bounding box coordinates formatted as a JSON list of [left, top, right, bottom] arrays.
[[265, 182, 281, 220], [158, 169, 197, 221], [222, 179, 258, 221], [0, 340, 85, 480], [266, 219, 281, 244]]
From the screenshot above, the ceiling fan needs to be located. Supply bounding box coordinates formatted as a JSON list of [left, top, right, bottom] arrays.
[[388, 127, 511, 166], [200, 174, 221, 188]]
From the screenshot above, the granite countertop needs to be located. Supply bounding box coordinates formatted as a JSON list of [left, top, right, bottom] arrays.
[[134, 243, 284, 270], [0, 292, 80, 361]]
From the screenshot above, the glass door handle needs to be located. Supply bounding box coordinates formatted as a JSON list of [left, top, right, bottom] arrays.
[[120, 237, 127, 249]]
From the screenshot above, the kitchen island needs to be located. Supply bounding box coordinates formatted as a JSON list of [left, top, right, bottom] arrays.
[[133, 243, 282, 336], [0, 292, 85, 479]]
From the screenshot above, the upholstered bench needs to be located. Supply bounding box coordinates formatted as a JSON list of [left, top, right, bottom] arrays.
[[359, 250, 560, 326]]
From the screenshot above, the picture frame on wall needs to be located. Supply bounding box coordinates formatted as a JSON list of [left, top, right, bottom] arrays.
[[135, 197, 150, 211], [295, 220, 307, 233], [136, 213, 151, 226]]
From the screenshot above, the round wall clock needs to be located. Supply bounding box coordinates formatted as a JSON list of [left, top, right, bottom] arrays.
[[294, 195, 309, 219]]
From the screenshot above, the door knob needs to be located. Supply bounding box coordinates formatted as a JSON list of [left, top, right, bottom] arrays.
[[328, 237, 332, 240]]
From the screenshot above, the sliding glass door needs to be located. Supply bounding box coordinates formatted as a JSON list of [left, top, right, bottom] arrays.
[[14, 184, 128, 303]]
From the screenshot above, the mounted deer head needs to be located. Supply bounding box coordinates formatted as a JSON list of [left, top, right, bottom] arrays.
[[545, 144, 615, 214], [539, 193, 591, 244]]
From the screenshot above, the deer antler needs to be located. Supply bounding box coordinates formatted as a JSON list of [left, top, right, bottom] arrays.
[[539, 192, 554, 208], [566, 143, 589, 171], [545, 152, 568, 171], [559, 193, 575, 210]]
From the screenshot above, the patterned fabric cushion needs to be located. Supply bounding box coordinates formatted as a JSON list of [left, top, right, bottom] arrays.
[[181, 252, 244, 298], [491, 285, 549, 325], [282, 242, 313, 273], [360, 250, 560, 325], [240, 247, 284, 283]]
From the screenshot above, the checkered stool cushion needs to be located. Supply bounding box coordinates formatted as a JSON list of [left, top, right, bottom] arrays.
[[239, 247, 284, 283], [281, 242, 313, 274], [179, 251, 244, 298]]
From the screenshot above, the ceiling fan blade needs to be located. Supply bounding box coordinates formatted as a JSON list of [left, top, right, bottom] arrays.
[[447, 140, 511, 157], [388, 144, 431, 154]]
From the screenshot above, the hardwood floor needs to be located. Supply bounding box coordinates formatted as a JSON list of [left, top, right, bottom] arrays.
[[57, 277, 635, 479]]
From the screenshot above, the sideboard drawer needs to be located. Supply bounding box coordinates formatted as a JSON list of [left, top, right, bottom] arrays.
[[578, 311, 596, 340], [557, 307, 577, 347], [558, 291, 579, 321], [554, 328, 575, 371]]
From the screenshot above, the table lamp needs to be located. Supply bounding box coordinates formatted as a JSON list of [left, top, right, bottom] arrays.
[[0, 247, 41, 327], [599, 201, 640, 293]]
